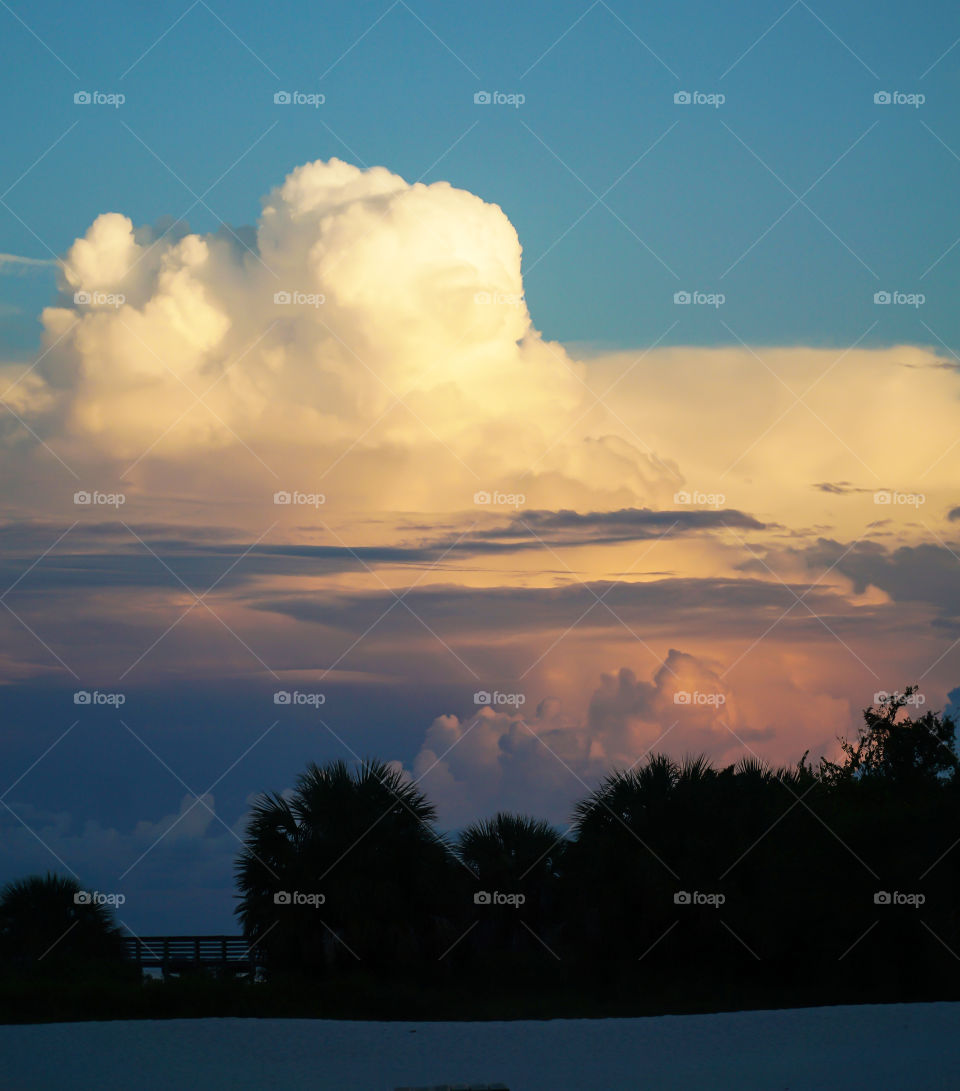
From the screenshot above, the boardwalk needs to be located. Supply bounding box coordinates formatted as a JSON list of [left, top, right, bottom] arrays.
[[123, 935, 257, 975]]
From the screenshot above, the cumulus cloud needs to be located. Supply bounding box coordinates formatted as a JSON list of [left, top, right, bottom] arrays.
[[410, 698, 588, 828], [6, 156, 959, 541], [7, 158, 674, 514], [409, 650, 772, 825]]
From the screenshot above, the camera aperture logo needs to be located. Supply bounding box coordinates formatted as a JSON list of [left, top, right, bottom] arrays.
[[874, 890, 925, 907], [673, 690, 725, 707], [74, 290, 125, 308], [274, 490, 325, 508], [474, 890, 526, 906], [474, 290, 525, 306], [274, 91, 325, 107], [874, 91, 924, 108], [274, 690, 325, 707], [274, 890, 326, 906], [674, 890, 725, 907], [674, 90, 725, 108], [74, 91, 125, 108], [473, 489, 525, 509], [74, 890, 125, 906], [74, 490, 125, 508], [873, 290, 924, 308], [874, 689, 925, 708], [474, 690, 525, 708], [673, 290, 725, 308], [673, 489, 725, 509], [473, 91, 525, 108], [74, 690, 126, 707], [873, 490, 924, 508], [274, 289, 325, 307]]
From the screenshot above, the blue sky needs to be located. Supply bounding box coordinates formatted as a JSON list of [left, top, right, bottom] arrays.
[[2, 0, 959, 353]]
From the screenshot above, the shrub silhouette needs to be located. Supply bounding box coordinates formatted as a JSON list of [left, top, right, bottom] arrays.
[[821, 686, 958, 787], [0, 873, 125, 978]]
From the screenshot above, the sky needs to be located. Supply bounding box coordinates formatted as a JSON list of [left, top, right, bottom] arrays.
[[2, 0, 960, 932]]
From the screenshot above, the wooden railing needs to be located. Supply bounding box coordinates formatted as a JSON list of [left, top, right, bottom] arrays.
[[123, 935, 257, 972]]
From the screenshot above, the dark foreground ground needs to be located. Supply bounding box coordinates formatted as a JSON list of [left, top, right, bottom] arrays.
[[2, 969, 958, 1024]]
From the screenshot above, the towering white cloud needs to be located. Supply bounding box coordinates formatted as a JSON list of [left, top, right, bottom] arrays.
[[11, 158, 670, 513]]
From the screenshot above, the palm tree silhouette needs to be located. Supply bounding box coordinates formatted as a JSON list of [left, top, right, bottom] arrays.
[[0, 873, 125, 977], [458, 812, 562, 886], [457, 812, 564, 958], [235, 758, 454, 974]]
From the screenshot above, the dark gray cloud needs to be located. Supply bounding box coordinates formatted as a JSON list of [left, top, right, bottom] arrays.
[[0, 508, 768, 595], [485, 506, 767, 543], [252, 575, 865, 639], [742, 537, 960, 618], [813, 482, 873, 495]]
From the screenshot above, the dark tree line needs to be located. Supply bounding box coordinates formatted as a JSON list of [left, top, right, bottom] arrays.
[[4, 688, 959, 1009], [232, 688, 960, 1000]]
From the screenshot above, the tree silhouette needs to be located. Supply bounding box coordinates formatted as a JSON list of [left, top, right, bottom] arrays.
[[457, 812, 564, 959], [235, 758, 455, 974], [0, 873, 125, 977], [821, 686, 958, 787], [458, 812, 562, 887], [222, 689, 960, 1007]]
